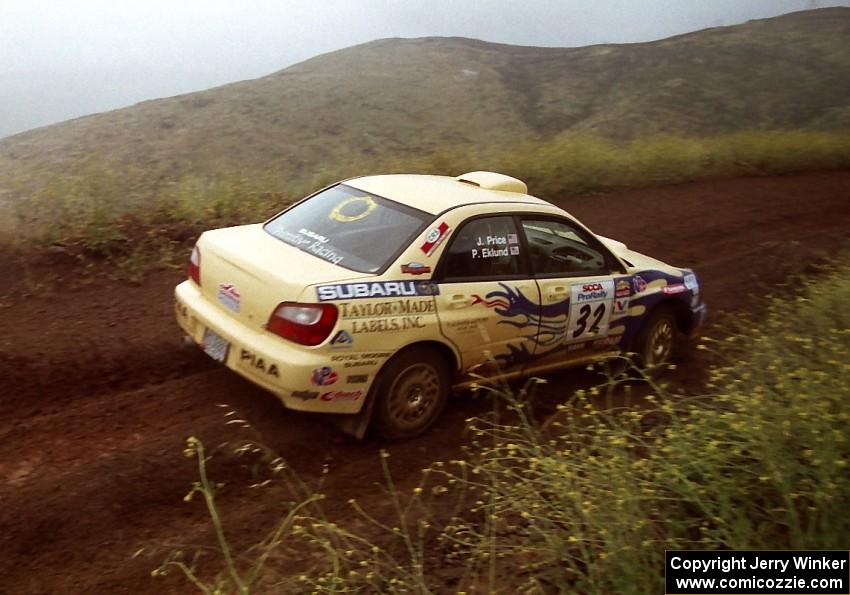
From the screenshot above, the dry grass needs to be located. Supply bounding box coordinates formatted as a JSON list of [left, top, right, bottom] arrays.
[[6, 129, 849, 270]]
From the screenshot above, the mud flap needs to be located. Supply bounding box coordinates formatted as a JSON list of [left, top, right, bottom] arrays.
[[330, 388, 377, 439]]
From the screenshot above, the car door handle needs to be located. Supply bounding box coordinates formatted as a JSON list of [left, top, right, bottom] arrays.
[[548, 286, 569, 300], [449, 294, 471, 308]]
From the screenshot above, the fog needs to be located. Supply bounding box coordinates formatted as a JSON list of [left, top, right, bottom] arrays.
[[1, 0, 847, 139]]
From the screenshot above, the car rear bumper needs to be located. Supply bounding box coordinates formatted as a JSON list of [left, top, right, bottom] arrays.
[[174, 280, 370, 414]]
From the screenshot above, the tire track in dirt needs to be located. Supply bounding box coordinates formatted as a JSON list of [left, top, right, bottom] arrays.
[[0, 169, 848, 594]]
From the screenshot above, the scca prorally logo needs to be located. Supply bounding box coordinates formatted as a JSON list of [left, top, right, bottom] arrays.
[[574, 279, 613, 303], [316, 281, 440, 301], [310, 366, 338, 386]]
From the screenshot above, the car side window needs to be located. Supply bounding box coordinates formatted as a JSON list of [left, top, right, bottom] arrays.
[[521, 218, 610, 276], [440, 216, 524, 280]]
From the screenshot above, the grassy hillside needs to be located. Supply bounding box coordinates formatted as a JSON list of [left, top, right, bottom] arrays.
[[1, 7, 849, 212]]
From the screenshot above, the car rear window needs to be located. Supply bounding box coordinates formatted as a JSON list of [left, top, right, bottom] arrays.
[[264, 184, 432, 273]]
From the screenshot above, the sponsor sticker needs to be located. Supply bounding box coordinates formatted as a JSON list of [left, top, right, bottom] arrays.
[[615, 279, 631, 298], [291, 390, 319, 401], [320, 389, 363, 402], [573, 280, 614, 303], [331, 352, 389, 361], [217, 283, 241, 313], [330, 329, 354, 348], [632, 275, 648, 294], [347, 374, 368, 384], [352, 316, 426, 334], [276, 228, 345, 265], [611, 297, 630, 320], [329, 195, 377, 223], [317, 281, 439, 301], [330, 352, 387, 368], [401, 262, 431, 275], [310, 366, 338, 386], [340, 299, 435, 318], [662, 283, 688, 295], [239, 349, 279, 377], [420, 222, 450, 256]]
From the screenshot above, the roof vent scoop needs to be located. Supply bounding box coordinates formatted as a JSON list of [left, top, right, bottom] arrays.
[[455, 171, 528, 194]]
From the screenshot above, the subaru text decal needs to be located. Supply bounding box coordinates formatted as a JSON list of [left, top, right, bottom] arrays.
[[317, 280, 440, 301]]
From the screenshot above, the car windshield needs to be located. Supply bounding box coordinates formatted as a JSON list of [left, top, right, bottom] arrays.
[[264, 184, 432, 273]]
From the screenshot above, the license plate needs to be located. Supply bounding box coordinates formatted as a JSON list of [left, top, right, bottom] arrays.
[[202, 328, 230, 363]]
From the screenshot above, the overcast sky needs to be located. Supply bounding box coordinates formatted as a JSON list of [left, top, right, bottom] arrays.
[[1, 0, 848, 139]]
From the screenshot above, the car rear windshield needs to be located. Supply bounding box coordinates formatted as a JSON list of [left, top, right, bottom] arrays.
[[264, 184, 432, 273]]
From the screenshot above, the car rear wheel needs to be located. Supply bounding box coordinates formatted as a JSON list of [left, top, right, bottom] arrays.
[[373, 347, 450, 439], [633, 306, 676, 373]]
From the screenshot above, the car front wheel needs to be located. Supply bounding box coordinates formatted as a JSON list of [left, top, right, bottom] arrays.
[[372, 347, 450, 439], [633, 306, 676, 372]]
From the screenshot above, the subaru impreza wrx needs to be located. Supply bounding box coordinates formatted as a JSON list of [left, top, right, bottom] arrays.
[[175, 171, 706, 438]]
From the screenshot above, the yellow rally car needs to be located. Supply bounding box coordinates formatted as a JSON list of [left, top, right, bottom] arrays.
[[175, 171, 706, 438]]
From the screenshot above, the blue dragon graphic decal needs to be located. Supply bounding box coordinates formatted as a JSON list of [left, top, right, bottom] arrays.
[[471, 283, 571, 366]]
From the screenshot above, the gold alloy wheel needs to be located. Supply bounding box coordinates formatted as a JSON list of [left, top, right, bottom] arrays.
[[646, 317, 674, 366], [385, 363, 441, 431]]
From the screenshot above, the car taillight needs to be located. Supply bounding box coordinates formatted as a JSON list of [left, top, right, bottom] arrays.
[[188, 244, 201, 286], [267, 302, 338, 346]]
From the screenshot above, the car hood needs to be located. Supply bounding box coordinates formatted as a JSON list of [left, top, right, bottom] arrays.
[[598, 235, 683, 276]]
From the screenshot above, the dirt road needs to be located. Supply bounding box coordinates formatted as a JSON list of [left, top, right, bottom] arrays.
[[1, 169, 848, 593]]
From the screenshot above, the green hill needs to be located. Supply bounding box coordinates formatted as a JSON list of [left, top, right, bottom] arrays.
[[1, 7, 849, 221]]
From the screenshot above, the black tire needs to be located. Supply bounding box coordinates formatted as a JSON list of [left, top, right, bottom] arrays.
[[633, 306, 677, 373], [372, 347, 450, 439]]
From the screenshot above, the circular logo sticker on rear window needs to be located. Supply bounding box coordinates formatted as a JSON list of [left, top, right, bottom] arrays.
[[329, 196, 378, 223]]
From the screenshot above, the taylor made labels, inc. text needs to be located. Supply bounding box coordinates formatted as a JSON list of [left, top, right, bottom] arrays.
[[666, 550, 849, 595]]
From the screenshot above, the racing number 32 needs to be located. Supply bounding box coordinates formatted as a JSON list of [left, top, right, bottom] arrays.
[[566, 280, 615, 342], [572, 303, 606, 339]]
